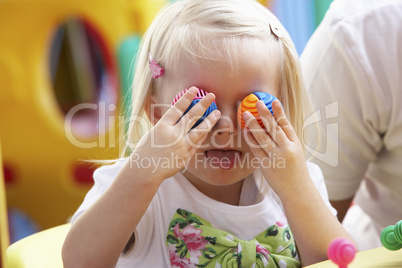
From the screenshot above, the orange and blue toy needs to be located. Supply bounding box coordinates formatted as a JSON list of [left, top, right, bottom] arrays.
[[237, 92, 279, 129]]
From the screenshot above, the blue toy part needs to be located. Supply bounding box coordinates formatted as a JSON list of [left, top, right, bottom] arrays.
[[252, 92, 278, 115], [183, 100, 218, 129]]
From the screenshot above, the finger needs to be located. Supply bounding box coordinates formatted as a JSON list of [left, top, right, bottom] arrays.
[[179, 92, 216, 131], [256, 100, 288, 145], [255, 100, 279, 141], [187, 110, 221, 146], [162, 87, 198, 125], [243, 128, 271, 160], [272, 100, 297, 141], [242, 111, 276, 148], [187, 128, 210, 155]]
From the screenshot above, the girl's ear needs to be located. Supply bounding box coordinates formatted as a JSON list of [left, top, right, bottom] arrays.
[[145, 95, 163, 125]]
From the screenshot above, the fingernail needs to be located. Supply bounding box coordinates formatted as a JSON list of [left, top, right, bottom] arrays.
[[213, 110, 221, 117], [243, 111, 251, 118], [256, 100, 265, 107], [273, 99, 282, 106], [189, 87, 198, 93], [207, 92, 215, 99]]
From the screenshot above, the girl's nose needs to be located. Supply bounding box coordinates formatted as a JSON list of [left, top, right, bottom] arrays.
[[212, 109, 238, 136], [209, 111, 239, 148]]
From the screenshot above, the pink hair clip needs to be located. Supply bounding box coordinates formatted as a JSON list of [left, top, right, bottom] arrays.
[[148, 52, 164, 78]]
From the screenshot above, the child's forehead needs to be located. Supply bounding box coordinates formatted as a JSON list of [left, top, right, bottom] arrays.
[[177, 38, 280, 78], [166, 37, 279, 78], [181, 36, 277, 63], [161, 40, 281, 103]]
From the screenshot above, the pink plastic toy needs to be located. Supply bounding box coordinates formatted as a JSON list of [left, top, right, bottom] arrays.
[[327, 238, 356, 268]]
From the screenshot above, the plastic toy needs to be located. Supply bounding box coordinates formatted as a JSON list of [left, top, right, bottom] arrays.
[[327, 238, 356, 268], [237, 92, 278, 129], [172, 88, 217, 129], [381, 220, 402, 251]]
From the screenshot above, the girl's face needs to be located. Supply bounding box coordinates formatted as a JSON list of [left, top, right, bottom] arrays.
[[157, 40, 281, 201]]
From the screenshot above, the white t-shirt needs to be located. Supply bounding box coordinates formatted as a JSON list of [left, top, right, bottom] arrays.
[[301, 0, 402, 247], [72, 159, 335, 267]]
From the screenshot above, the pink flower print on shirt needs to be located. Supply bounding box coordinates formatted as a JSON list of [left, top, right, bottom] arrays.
[[169, 245, 197, 268], [174, 223, 209, 258], [256, 243, 271, 260]]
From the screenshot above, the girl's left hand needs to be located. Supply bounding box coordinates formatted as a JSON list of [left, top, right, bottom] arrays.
[[242, 100, 310, 199], [243, 100, 357, 266]]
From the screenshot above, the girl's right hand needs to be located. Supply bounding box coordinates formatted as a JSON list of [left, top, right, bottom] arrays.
[[62, 88, 220, 268], [132, 87, 221, 180]]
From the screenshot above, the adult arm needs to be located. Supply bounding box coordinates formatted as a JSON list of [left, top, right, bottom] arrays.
[[300, 1, 389, 207]]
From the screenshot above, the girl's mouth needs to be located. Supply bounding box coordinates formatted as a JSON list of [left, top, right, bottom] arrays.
[[205, 150, 241, 170]]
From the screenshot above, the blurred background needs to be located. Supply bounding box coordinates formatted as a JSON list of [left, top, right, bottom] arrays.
[[0, 0, 333, 264]]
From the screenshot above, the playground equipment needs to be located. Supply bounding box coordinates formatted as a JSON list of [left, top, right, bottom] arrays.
[[1, 141, 9, 268], [0, 0, 165, 234]]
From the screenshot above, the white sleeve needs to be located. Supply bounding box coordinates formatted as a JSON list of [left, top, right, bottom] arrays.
[[300, 1, 397, 200], [71, 159, 128, 223]]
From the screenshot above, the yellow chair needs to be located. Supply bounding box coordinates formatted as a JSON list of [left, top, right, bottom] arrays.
[[6, 224, 70, 268]]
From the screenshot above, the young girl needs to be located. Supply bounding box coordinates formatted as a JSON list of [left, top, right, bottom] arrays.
[[62, 0, 355, 267]]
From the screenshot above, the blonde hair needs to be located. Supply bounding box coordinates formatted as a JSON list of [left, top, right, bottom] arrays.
[[122, 0, 311, 156]]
